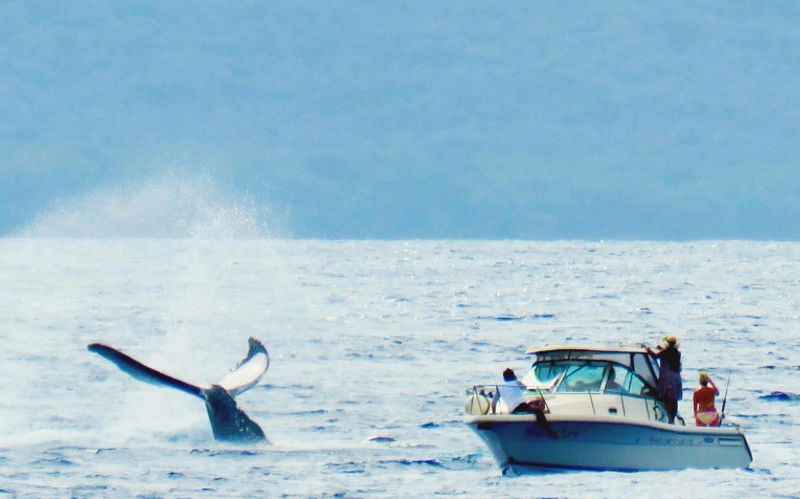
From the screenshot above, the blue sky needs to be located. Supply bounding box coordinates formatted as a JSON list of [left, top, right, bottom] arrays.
[[3, 2, 800, 238]]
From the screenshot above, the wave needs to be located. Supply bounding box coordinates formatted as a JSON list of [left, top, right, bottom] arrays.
[[759, 391, 800, 401], [476, 313, 555, 322], [189, 449, 262, 457], [377, 453, 482, 471]]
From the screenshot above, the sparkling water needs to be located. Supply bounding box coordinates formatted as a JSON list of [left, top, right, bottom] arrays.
[[1, 239, 798, 497]]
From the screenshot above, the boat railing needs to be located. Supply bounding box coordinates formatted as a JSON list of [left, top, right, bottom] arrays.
[[466, 385, 669, 421], [465, 384, 550, 416], [464, 384, 496, 415]]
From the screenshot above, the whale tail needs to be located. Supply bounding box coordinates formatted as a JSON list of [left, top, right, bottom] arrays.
[[203, 384, 266, 442], [88, 337, 269, 442]]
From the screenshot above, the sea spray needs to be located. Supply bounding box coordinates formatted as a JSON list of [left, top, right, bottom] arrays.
[[12, 171, 295, 444], [16, 170, 284, 239]]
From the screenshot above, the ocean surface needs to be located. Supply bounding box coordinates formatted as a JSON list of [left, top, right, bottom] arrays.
[[1, 239, 798, 498]]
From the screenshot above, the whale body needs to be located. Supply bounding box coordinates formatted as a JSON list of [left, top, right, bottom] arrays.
[[88, 337, 269, 443]]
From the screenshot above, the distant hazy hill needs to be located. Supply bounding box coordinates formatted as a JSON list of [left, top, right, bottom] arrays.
[[3, 2, 800, 238]]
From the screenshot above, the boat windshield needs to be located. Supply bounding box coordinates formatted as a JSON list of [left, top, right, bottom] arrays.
[[557, 363, 607, 392], [527, 360, 654, 396], [532, 348, 660, 388]]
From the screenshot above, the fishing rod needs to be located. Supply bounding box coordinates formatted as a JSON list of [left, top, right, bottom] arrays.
[[720, 371, 731, 423]]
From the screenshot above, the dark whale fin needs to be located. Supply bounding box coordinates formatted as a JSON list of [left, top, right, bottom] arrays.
[[88, 343, 206, 400], [203, 384, 266, 443], [88, 339, 268, 443]]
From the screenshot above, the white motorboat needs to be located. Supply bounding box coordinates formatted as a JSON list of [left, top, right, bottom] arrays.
[[464, 345, 752, 473]]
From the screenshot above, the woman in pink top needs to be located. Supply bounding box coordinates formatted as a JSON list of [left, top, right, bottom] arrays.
[[693, 372, 720, 427]]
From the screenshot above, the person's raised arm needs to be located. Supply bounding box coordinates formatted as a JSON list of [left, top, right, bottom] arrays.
[[708, 377, 719, 396]]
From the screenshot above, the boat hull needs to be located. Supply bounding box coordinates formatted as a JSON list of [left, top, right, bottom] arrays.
[[466, 414, 752, 472]]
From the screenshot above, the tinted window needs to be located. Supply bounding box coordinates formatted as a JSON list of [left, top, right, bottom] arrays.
[[604, 366, 626, 393], [606, 365, 650, 396], [557, 365, 606, 393], [533, 363, 569, 384], [633, 353, 658, 387], [626, 372, 647, 396]]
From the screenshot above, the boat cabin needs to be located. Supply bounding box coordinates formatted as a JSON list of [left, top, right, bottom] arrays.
[[523, 345, 660, 396], [514, 345, 667, 421], [466, 344, 669, 421]]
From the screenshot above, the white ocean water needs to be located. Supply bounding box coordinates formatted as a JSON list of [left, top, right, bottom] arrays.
[[1, 239, 799, 498]]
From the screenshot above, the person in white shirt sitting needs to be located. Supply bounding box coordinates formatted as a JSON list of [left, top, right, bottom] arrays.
[[494, 368, 527, 414]]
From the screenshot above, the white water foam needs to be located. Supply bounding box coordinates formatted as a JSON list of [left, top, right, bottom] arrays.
[[5, 171, 294, 448], [16, 171, 283, 239]]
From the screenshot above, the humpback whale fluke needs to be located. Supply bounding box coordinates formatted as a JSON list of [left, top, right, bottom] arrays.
[[204, 384, 265, 442], [88, 337, 269, 443]]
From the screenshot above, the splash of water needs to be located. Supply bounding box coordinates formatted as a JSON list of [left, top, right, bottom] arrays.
[[6, 172, 295, 446], [17, 172, 284, 239]]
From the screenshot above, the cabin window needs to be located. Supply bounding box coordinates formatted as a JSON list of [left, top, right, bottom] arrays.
[[530, 359, 655, 396], [557, 364, 606, 393], [532, 363, 569, 384], [633, 353, 657, 387], [625, 371, 647, 395], [602, 364, 652, 397]]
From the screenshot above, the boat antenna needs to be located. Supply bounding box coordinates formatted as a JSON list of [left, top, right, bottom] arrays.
[[720, 371, 731, 423]]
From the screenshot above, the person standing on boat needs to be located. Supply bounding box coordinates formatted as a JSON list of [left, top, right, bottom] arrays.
[[646, 336, 682, 424], [494, 368, 526, 414], [693, 372, 721, 427]]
